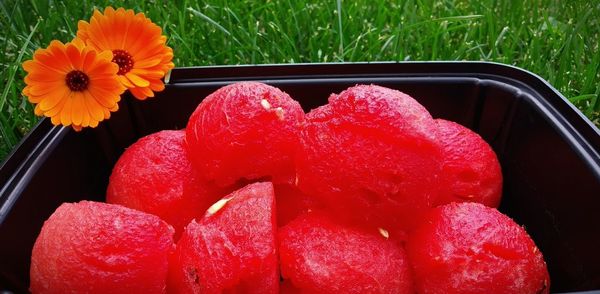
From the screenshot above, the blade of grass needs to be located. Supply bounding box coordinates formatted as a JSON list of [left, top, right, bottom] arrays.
[[570, 94, 597, 103], [336, 0, 344, 61], [0, 20, 39, 112], [187, 7, 231, 36]]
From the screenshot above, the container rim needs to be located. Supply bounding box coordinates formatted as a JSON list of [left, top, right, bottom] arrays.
[[168, 61, 600, 135]]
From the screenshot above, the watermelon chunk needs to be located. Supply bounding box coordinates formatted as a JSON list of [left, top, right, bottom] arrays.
[[107, 130, 229, 240], [279, 212, 414, 293], [434, 119, 503, 207], [168, 182, 278, 293], [30, 201, 175, 294], [406, 202, 549, 294], [295, 84, 443, 232], [186, 82, 305, 186]]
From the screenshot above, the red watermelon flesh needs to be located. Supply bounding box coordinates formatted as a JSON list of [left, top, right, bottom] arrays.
[[274, 183, 324, 227], [30, 201, 174, 294], [106, 130, 229, 240], [185, 82, 305, 187], [295, 84, 443, 232], [434, 119, 503, 208], [279, 212, 414, 293], [406, 202, 549, 294], [168, 182, 278, 293], [279, 279, 302, 294]]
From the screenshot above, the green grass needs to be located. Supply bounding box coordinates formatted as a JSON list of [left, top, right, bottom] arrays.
[[0, 0, 599, 160]]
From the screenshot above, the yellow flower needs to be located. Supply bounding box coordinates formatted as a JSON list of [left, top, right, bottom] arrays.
[[22, 39, 125, 131], [77, 7, 174, 100]]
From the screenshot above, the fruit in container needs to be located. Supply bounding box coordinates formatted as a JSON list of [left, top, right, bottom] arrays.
[[406, 202, 549, 294], [28, 82, 551, 293], [295, 84, 443, 232], [185, 82, 305, 187], [434, 119, 502, 207], [30, 201, 174, 294], [106, 130, 228, 239], [168, 182, 278, 293], [278, 212, 414, 293]]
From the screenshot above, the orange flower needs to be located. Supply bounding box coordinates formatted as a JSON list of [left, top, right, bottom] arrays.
[[22, 39, 125, 131], [77, 7, 174, 100]]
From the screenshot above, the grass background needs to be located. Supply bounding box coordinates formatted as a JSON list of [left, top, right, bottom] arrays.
[[0, 0, 598, 160]]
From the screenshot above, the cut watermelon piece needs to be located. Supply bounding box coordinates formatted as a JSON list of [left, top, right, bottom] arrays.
[[30, 201, 174, 294], [407, 202, 549, 294], [168, 182, 278, 293], [279, 212, 414, 293], [186, 82, 305, 186], [107, 130, 229, 240], [295, 84, 443, 232], [434, 119, 503, 208]]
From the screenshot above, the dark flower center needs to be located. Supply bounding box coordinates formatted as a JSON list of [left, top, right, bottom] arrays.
[[112, 49, 134, 75], [65, 70, 89, 92]]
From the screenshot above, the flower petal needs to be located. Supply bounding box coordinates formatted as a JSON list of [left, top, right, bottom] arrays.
[[90, 77, 125, 93], [60, 94, 74, 126], [83, 91, 105, 122], [104, 6, 116, 17], [71, 92, 85, 126], [34, 104, 43, 116], [80, 98, 91, 127], [44, 96, 68, 117], [133, 57, 162, 69], [131, 68, 165, 80], [22, 60, 37, 73], [22, 86, 30, 96], [88, 87, 118, 108], [97, 50, 114, 62], [70, 38, 87, 50], [81, 48, 98, 72], [65, 44, 84, 70], [129, 86, 154, 100], [102, 107, 111, 120], [47, 40, 74, 72], [28, 81, 65, 96], [28, 54, 70, 74], [25, 71, 60, 83], [88, 11, 113, 49], [117, 75, 135, 88], [126, 23, 161, 55], [50, 115, 61, 125], [149, 80, 165, 92], [27, 95, 43, 104], [77, 20, 92, 42], [125, 72, 150, 87], [87, 61, 118, 77], [39, 86, 69, 111]]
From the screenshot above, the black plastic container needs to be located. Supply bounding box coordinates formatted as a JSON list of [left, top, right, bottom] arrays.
[[1, 62, 599, 293]]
